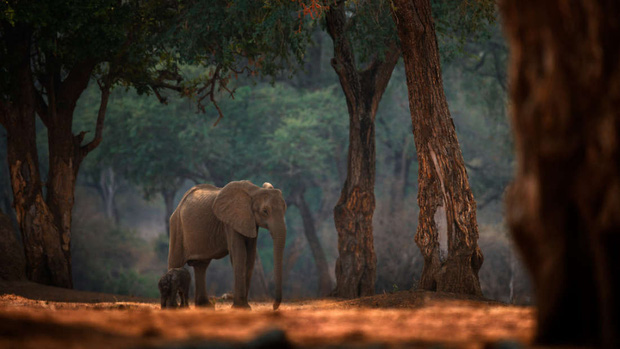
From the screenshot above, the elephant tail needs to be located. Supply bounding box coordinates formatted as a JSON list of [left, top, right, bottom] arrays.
[[168, 210, 185, 269]]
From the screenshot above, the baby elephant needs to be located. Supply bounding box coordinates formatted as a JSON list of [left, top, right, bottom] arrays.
[[158, 267, 191, 309]]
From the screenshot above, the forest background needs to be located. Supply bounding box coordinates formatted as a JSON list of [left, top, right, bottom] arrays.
[[0, 4, 528, 303]]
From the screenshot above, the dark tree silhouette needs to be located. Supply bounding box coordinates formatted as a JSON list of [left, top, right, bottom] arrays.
[[501, 0, 620, 347]]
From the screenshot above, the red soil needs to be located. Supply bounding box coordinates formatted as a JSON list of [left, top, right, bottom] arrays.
[[0, 281, 534, 348]]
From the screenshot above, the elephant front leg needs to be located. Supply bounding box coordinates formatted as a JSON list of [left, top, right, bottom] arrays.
[[191, 260, 214, 308], [245, 238, 257, 300], [231, 233, 251, 309]]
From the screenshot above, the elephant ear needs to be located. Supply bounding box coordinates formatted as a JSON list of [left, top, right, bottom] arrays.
[[213, 181, 258, 238]]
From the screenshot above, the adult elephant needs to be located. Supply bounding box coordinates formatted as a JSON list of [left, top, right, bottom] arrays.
[[168, 180, 287, 310]]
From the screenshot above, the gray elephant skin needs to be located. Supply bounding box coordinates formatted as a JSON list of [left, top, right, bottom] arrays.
[[158, 267, 191, 308], [168, 180, 287, 310]]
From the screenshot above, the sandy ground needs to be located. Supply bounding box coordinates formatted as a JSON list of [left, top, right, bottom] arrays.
[[0, 281, 534, 348]]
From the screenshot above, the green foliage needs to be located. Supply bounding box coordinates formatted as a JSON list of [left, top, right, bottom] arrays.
[[343, 0, 398, 64], [1, 0, 178, 99], [72, 219, 164, 298], [264, 85, 347, 190], [432, 0, 496, 62], [63, 2, 518, 301]]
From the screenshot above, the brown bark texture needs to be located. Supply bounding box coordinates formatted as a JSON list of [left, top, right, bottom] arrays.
[[392, 0, 483, 296], [0, 212, 26, 281], [326, 1, 400, 298], [43, 60, 97, 283], [500, 1, 620, 347], [1, 22, 106, 288], [0, 25, 72, 287]]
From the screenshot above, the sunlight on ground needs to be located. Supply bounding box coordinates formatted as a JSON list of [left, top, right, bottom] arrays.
[[0, 291, 534, 349]]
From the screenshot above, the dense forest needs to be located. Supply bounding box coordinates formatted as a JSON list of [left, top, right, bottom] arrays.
[[0, 2, 526, 302], [3, 0, 620, 348]]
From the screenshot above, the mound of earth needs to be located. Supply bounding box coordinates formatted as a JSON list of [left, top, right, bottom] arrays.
[[0, 280, 155, 304], [334, 289, 505, 309]]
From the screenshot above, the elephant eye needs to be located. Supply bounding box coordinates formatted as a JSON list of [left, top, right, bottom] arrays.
[[262, 208, 269, 216]]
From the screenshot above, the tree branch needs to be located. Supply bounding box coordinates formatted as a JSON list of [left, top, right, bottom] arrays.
[[59, 59, 97, 106], [363, 42, 401, 119], [325, 0, 361, 112], [80, 81, 111, 155]]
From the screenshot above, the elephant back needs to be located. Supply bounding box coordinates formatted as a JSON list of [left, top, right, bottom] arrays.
[[168, 184, 226, 267]]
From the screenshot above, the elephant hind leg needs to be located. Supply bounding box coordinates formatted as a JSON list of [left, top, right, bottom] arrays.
[[190, 260, 213, 308]]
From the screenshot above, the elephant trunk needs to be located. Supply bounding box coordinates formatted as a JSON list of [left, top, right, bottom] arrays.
[[271, 221, 286, 310]]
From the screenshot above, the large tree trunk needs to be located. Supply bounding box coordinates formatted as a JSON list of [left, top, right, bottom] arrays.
[[0, 25, 72, 287], [43, 62, 95, 287], [326, 1, 400, 298], [46, 113, 83, 284], [289, 188, 332, 296], [2, 23, 106, 288], [392, 0, 483, 295], [500, 1, 620, 347]]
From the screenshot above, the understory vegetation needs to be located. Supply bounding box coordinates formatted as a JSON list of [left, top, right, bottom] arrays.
[[0, 22, 529, 303]]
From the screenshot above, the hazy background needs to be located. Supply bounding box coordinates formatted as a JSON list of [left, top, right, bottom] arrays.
[[0, 22, 531, 303]]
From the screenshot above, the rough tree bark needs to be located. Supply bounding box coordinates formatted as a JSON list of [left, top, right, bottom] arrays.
[[326, 0, 400, 298], [1, 21, 111, 288], [501, 1, 620, 347], [392, 0, 483, 295], [37, 60, 106, 288], [0, 24, 71, 287], [289, 187, 333, 296]]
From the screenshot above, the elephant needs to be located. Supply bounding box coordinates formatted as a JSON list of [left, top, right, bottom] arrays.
[[158, 267, 191, 308], [168, 180, 287, 310]]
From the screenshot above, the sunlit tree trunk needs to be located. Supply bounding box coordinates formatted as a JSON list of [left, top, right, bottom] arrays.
[[501, 1, 620, 346], [326, 0, 400, 298], [392, 0, 483, 295]]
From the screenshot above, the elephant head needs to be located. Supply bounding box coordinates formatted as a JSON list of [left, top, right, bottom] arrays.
[[212, 180, 287, 310]]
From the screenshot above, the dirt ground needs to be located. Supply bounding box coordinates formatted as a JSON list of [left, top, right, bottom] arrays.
[[0, 281, 534, 348]]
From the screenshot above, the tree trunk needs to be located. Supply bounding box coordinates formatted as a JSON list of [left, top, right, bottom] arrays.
[[43, 61, 95, 288], [500, 1, 620, 346], [250, 253, 270, 300], [162, 187, 177, 236], [326, 1, 400, 298], [46, 112, 83, 284], [0, 25, 71, 287], [99, 167, 120, 225], [391, 0, 483, 295], [289, 188, 332, 296]]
